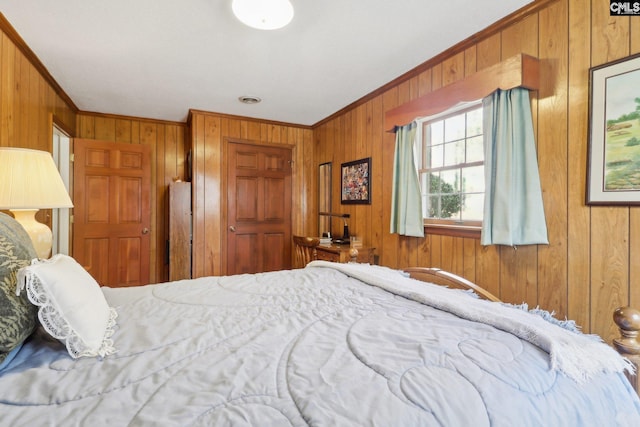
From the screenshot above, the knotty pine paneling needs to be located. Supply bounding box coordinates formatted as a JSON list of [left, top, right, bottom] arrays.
[[380, 89, 399, 267], [189, 110, 313, 279], [537, 0, 568, 317], [566, 0, 592, 334], [0, 25, 77, 230], [0, 30, 76, 149], [75, 113, 188, 285], [312, 0, 639, 344], [590, 1, 632, 344]]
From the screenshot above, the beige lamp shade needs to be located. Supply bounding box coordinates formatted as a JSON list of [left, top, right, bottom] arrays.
[[0, 147, 73, 209], [0, 147, 73, 258]]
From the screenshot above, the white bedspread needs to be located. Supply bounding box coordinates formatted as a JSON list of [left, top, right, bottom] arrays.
[[1, 264, 639, 426], [308, 261, 633, 383]]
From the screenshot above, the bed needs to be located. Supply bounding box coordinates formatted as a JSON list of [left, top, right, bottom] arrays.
[[2, 212, 640, 426]]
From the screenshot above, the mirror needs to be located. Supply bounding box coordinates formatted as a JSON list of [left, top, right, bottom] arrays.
[[318, 162, 332, 237]]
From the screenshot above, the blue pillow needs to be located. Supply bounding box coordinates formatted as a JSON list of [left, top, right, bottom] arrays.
[[0, 342, 23, 372]]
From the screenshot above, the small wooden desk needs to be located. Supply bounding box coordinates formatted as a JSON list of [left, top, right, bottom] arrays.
[[315, 244, 376, 264]]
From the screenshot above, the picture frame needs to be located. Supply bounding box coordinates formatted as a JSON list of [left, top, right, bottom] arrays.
[[587, 53, 640, 205], [341, 157, 371, 204]]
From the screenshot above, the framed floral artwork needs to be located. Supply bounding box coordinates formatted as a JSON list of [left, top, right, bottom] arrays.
[[341, 157, 371, 204]]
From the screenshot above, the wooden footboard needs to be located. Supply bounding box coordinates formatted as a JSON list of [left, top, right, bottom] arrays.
[[614, 307, 640, 396], [403, 267, 501, 303]]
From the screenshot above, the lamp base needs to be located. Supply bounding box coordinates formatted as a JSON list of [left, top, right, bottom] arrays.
[[11, 209, 52, 259]]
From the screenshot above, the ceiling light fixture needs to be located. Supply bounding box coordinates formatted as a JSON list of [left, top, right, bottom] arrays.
[[238, 95, 262, 104], [232, 0, 294, 30]]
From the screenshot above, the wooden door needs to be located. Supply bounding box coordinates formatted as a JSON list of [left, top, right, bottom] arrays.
[[227, 142, 292, 274], [73, 139, 151, 287]]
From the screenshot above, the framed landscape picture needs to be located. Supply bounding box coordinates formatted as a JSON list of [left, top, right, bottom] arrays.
[[341, 157, 371, 204], [587, 53, 640, 205]]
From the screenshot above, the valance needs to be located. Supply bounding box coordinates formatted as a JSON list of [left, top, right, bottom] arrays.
[[385, 54, 539, 131]]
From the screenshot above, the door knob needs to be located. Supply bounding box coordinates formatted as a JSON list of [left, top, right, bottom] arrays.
[[229, 225, 236, 232], [142, 228, 150, 234]]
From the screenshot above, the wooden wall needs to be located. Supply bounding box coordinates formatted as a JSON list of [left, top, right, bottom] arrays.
[[0, 12, 190, 286], [0, 24, 75, 152], [75, 113, 188, 284], [189, 110, 314, 278], [0, 20, 76, 238], [313, 0, 640, 344]]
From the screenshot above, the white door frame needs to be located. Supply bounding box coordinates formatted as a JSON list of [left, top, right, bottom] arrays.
[[52, 125, 71, 256]]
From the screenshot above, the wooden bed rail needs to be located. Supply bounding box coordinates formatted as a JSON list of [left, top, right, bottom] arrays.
[[402, 267, 501, 303], [614, 307, 640, 396]]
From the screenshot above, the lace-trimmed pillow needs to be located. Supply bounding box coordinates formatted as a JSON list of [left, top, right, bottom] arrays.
[[0, 212, 38, 367], [18, 254, 117, 359]]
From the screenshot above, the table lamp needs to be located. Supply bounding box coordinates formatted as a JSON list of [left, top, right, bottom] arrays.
[[0, 147, 73, 259]]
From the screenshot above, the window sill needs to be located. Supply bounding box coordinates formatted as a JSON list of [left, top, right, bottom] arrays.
[[424, 223, 481, 239]]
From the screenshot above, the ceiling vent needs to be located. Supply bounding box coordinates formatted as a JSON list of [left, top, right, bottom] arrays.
[[238, 96, 262, 104]]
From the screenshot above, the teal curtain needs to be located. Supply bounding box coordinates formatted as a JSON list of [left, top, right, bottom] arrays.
[[390, 122, 424, 237], [481, 88, 548, 246]]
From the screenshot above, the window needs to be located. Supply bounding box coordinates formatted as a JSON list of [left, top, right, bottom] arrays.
[[416, 104, 484, 233]]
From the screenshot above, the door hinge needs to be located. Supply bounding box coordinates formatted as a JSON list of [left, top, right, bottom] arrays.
[[70, 215, 74, 224], [70, 153, 75, 162]]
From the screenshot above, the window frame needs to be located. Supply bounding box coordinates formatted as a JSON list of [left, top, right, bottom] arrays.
[[416, 102, 484, 238]]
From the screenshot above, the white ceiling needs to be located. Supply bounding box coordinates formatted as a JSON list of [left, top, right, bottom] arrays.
[[0, 0, 532, 126]]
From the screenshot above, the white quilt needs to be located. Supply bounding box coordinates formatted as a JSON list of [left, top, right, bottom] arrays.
[[1, 264, 639, 426]]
